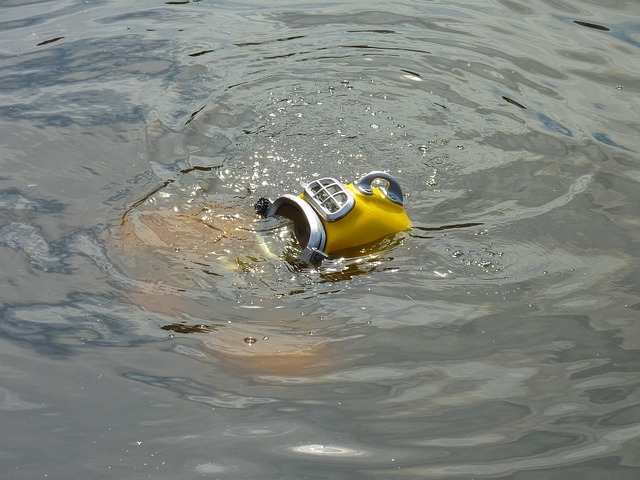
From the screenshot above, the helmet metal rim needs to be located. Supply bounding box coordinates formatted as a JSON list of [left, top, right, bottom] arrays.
[[266, 194, 327, 253]]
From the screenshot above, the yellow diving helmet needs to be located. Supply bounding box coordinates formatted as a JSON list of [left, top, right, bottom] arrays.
[[255, 171, 411, 264]]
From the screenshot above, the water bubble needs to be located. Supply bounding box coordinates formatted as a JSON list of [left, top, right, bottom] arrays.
[[418, 145, 430, 153], [452, 250, 464, 258], [244, 336, 257, 345]]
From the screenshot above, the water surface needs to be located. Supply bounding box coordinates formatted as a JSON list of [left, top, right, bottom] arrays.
[[1, 0, 639, 478]]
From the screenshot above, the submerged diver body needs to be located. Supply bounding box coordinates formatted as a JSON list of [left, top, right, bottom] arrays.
[[110, 172, 411, 374]]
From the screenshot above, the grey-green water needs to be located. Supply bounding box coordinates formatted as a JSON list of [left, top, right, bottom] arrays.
[[1, 0, 639, 478]]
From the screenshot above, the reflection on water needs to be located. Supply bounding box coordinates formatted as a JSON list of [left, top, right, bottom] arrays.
[[1, 0, 640, 478]]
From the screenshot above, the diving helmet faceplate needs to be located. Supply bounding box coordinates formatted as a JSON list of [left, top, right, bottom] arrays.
[[265, 194, 329, 264]]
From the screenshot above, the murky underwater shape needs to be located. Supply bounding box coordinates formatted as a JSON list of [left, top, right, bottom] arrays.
[[0, 0, 639, 478]]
